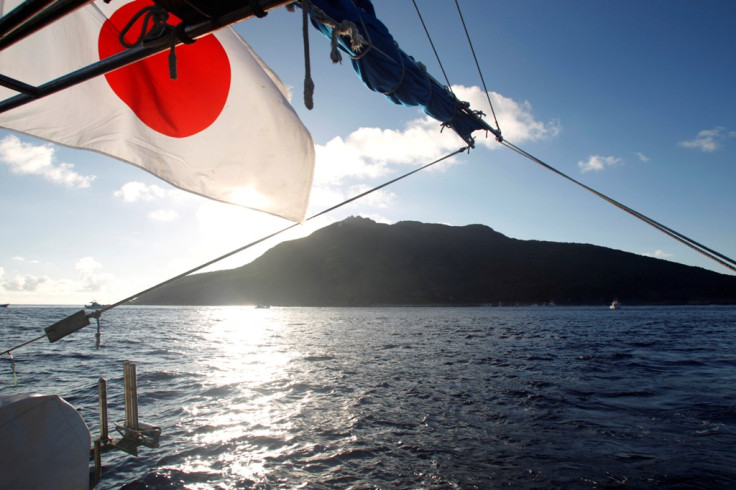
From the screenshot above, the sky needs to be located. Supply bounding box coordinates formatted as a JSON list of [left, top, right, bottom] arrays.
[[1, 0, 734, 305]]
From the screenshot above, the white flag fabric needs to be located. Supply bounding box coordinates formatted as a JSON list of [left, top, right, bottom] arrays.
[[0, 0, 314, 222]]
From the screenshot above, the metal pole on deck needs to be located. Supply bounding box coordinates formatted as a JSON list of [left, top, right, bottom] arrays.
[[98, 378, 109, 442], [92, 377, 109, 488], [123, 361, 139, 431]]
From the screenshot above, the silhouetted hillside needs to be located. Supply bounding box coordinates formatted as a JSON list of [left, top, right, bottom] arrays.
[[132, 217, 736, 306]]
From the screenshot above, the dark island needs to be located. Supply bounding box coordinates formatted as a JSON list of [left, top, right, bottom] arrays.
[[132, 216, 736, 306]]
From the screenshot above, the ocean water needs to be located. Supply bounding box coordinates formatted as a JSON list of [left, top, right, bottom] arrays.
[[1, 305, 735, 489]]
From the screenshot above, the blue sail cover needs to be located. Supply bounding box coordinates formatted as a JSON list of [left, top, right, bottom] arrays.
[[306, 0, 495, 145]]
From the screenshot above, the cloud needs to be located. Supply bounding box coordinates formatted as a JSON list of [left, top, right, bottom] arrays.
[[678, 127, 733, 152], [636, 152, 650, 162], [0, 135, 95, 188], [1, 264, 46, 295], [148, 209, 179, 221], [75, 257, 116, 292], [643, 250, 674, 259], [114, 181, 169, 202], [0, 258, 117, 300], [578, 155, 623, 173], [1, 273, 49, 292], [452, 85, 561, 146], [308, 85, 557, 211]]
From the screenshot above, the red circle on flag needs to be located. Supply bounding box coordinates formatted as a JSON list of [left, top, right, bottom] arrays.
[[98, 0, 231, 138]]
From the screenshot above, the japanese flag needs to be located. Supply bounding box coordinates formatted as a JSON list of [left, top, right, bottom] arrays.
[[0, 0, 315, 222]]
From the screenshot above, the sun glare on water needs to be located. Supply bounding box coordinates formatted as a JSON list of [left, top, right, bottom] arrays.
[[170, 306, 298, 486]]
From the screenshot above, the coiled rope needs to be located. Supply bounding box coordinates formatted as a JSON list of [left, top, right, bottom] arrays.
[[117, 4, 196, 80]]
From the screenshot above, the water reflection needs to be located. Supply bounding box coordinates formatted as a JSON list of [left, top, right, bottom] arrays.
[[6, 306, 734, 488], [172, 306, 296, 485]]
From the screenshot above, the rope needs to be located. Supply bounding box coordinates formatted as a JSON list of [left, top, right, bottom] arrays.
[[95, 315, 102, 350], [1, 333, 45, 357], [168, 24, 196, 80], [301, 0, 314, 109], [500, 139, 736, 273], [307, 146, 468, 220], [117, 4, 196, 80], [299, 1, 370, 61], [453, 0, 501, 135], [118, 6, 170, 48], [329, 21, 366, 62], [411, 1, 727, 268], [249, 0, 268, 18], [411, 0, 452, 91], [8, 353, 17, 387], [409, 1, 498, 146], [0, 146, 469, 360]]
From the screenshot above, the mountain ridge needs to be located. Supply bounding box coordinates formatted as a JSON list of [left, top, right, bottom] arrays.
[[131, 216, 736, 306]]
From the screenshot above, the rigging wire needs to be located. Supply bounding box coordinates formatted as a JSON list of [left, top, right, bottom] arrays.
[[500, 139, 736, 273], [426, 0, 734, 272], [4, 1, 735, 368], [420, 1, 733, 272], [411, 0, 502, 138], [452, 0, 501, 135], [410, 0, 452, 89], [1, 146, 469, 359]]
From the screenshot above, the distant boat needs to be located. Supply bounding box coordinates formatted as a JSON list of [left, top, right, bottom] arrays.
[[85, 301, 105, 309], [255, 305, 270, 309], [0, 303, 8, 308], [610, 299, 621, 310]]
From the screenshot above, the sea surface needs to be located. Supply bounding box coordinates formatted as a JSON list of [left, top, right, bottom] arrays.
[[1, 305, 735, 489]]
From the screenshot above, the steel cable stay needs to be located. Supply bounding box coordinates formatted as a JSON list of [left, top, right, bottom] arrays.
[[411, 0, 502, 138], [500, 139, 736, 274], [452, 0, 501, 136], [410, 0, 452, 91], [3, 1, 734, 374], [1, 146, 468, 363], [413, 1, 734, 273]]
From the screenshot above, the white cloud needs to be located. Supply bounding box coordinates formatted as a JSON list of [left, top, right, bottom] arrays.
[[643, 250, 674, 259], [114, 182, 192, 225], [0, 135, 95, 188], [114, 181, 169, 202], [578, 155, 623, 173], [0, 258, 118, 301], [314, 119, 464, 187], [75, 257, 116, 292], [636, 152, 650, 162], [308, 85, 557, 213], [678, 127, 733, 152], [148, 209, 179, 221], [1, 273, 49, 292], [346, 185, 396, 209], [452, 85, 561, 146], [1, 264, 51, 296]]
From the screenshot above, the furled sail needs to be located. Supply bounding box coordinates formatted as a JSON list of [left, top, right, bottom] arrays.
[[305, 0, 497, 146]]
